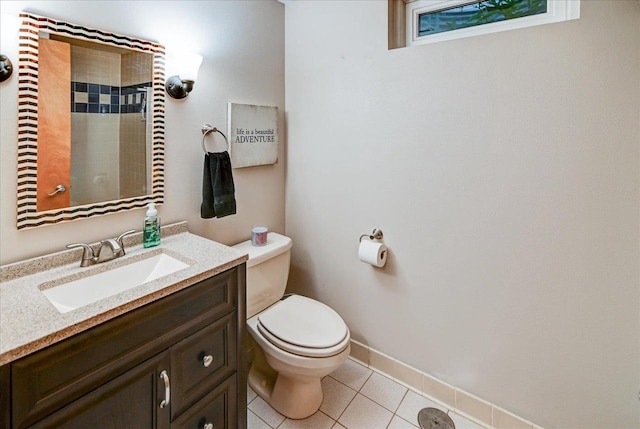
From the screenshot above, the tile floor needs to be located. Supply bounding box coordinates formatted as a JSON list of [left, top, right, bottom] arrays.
[[247, 358, 487, 429]]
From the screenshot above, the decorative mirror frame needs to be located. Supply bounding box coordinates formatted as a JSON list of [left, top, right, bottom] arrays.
[[16, 13, 165, 229]]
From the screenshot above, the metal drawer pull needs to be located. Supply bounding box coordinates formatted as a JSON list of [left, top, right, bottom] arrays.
[[202, 354, 213, 367], [159, 370, 170, 408], [203, 423, 213, 429]]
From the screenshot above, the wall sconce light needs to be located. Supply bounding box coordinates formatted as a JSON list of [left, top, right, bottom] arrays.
[[0, 54, 13, 83], [165, 52, 203, 99]]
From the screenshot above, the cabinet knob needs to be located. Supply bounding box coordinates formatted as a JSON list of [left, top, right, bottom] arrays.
[[203, 423, 213, 429], [202, 354, 213, 367]]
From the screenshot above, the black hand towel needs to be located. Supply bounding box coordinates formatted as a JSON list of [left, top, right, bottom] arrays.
[[201, 151, 236, 219]]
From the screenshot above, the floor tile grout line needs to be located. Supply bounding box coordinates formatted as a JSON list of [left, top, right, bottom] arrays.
[[279, 409, 337, 428], [250, 388, 422, 429], [358, 364, 446, 428], [327, 366, 417, 427], [359, 386, 408, 415], [332, 388, 358, 427], [330, 368, 375, 429], [248, 408, 275, 429], [248, 394, 286, 429], [353, 361, 483, 427], [386, 413, 419, 429], [252, 357, 423, 427], [354, 358, 455, 415], [396, 388, 411, 414], [315, 410, 337, 427], [394, 386, 410, 414], [387, 386, 411, 422], [353, 370, 409, 415], [252, 390, 340, 428], [359, 362, 493, 429]]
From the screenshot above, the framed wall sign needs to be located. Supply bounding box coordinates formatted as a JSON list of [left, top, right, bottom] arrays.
[[228, 103, 278, 168]]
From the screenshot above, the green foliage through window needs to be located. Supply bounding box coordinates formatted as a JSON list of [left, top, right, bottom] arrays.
[[418, 0, 548, 37]]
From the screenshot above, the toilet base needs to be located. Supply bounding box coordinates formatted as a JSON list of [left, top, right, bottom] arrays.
[[248, 342, 325, 419], [270, 371, 323, 419], [249, 365, 323, 419]]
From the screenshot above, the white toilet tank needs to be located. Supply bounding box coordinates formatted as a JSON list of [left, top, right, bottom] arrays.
[[233, 232, 293, 318]]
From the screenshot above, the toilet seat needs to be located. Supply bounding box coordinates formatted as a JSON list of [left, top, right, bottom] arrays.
[[257, 295, 350, 358]]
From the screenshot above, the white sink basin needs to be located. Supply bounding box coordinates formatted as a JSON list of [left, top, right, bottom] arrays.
[[41, 253, 191, 313]]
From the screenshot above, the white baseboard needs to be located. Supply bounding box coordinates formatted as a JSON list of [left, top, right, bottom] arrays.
[[349, 339, 543, 429]]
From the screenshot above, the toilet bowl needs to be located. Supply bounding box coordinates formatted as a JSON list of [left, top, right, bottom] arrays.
[[233, 233, 350, 419]]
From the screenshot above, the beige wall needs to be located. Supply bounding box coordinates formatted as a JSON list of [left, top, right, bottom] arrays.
[[0, 0, 285, 263], [284, 1, 639, 428]]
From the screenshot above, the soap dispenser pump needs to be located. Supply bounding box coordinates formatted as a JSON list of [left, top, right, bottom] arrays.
[[143, 202, 161, 248]]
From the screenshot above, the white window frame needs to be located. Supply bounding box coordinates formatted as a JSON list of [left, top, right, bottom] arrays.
[[406, 0, 580, 46]]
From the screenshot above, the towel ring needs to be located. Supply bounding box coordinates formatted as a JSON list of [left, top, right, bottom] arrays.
[[201, 124, 229, 154]]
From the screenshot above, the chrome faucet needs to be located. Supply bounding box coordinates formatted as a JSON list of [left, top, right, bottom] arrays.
[[96, 238, 123, 263], [67, 229, 136, 267], [65, 243, 97, 267]]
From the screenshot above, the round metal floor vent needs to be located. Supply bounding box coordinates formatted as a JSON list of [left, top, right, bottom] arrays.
[[417, 407, 455, 429]]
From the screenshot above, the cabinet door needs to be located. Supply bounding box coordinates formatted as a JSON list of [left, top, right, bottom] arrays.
[[28, 352, 171, 429], [0, 365, 9, 429]]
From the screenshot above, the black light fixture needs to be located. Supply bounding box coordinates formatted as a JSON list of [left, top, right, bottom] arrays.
[[0, 54, 13, 83], [165, 53, 203, 99]]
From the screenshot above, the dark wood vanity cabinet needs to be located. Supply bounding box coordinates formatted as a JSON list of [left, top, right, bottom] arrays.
[[2, 264, 247, 429], [1, 364, 10, 429]]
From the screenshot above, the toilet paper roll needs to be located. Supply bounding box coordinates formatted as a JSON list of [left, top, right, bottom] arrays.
[[358, 240, 388, 268]]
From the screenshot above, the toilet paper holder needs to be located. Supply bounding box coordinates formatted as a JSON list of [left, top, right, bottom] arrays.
[[359, 228, 383, 242]]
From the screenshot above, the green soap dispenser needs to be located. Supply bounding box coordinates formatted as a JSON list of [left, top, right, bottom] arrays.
[[143, 202, 161, 248]]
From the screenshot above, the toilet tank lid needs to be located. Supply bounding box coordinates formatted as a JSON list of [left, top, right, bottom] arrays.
[[232, 232, 292, 268]]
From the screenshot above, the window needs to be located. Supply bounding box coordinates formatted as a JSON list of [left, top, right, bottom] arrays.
[[404, 0, 580, 47]]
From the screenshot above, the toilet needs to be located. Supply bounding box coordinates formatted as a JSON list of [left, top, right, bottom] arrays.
[[233, 232, 350, 419]]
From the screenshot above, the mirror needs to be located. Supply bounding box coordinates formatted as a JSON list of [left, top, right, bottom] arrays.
[[16, 13, 165, 229]]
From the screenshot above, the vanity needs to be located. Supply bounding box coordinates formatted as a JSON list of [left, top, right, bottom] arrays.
[[0, 224, 248, 429]]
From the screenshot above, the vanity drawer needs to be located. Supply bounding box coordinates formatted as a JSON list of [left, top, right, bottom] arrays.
[[171, 374, 237, 429], [170, 312, 237, 419], [11, 267, 238, 429]]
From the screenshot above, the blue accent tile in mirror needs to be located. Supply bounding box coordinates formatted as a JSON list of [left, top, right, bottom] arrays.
[[71, 81, 150, 114]]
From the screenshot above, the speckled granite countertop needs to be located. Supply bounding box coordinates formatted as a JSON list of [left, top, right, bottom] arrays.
[[0, 222, 248, 366]]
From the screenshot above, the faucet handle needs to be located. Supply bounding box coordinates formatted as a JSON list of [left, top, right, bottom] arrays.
[[116, 229, 137, 254], [66, 243, 96, 267]]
